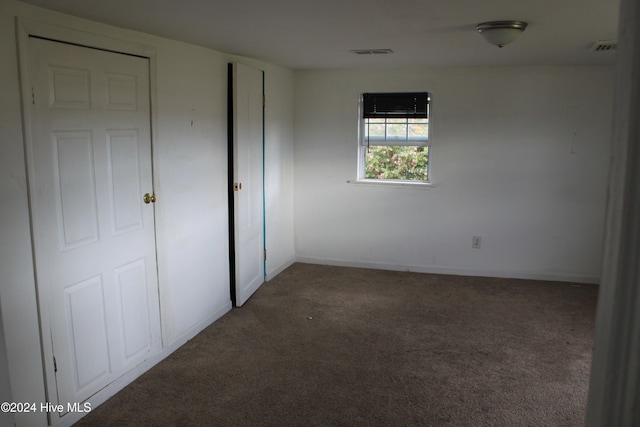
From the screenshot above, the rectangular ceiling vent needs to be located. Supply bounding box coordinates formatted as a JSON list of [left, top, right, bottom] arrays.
[[591, 40, 618, 52], [350, 49, 394, 55]]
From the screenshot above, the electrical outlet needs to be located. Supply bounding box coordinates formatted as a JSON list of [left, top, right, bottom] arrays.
[[472, 236, 481, 249]]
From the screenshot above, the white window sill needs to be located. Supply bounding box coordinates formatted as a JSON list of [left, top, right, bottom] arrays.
[[347, 179, 434, 188]]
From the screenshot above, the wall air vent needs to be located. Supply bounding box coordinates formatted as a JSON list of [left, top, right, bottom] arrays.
[[350, 49, 394, 55], [591, 40, 618, 52]]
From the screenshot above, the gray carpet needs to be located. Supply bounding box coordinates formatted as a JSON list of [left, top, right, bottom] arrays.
[[75, 263, 598, 426]]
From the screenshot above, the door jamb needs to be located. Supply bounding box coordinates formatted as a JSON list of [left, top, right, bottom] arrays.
[[227, 63, 237, 305], [227, 62, 266, 307]]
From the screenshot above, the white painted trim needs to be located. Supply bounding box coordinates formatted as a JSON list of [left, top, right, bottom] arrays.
[[17, 17, 156, 58], [160, 301, 232, 351], [586, 0, 640, 424], [347, 179, 434, 188], [266, 255, 296, 281], [53, 301, 231, 427], [12, 20, 50, 427], [295, 255, 601, 284]]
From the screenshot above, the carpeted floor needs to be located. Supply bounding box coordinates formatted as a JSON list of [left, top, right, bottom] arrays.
[[75, 263, 598, 426]]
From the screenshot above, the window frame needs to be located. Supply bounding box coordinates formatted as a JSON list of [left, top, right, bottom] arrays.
[[356, 92, 432, 184]]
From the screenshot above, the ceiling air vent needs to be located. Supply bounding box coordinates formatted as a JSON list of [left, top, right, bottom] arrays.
[[350, 49, 394, 55], [591, 40, 618, 52]]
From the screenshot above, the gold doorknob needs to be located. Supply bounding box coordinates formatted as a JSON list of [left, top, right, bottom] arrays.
[[143, 193, 156, 204]]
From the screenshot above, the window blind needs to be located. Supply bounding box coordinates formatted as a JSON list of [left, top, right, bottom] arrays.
[[362, 92, 429, 119]]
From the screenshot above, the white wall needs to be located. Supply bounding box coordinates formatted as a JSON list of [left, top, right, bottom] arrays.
[[0, 0, 295, 425], [150, 34, 233, 345], [294, 67, 614, 283], [264, 66, 296, 279]]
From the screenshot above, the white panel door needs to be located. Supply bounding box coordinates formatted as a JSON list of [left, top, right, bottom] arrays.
[[27, 37, 161, 414], [232, 63, 265, 306]]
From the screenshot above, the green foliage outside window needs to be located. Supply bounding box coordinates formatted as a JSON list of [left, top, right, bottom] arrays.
[[364, 145, 429, 181]]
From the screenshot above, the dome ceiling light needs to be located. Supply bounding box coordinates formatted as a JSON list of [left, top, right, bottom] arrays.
[[476, 21, 528, 48]]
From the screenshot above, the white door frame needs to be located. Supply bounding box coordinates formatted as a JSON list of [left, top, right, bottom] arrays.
[[228, 62, 266, 307], [586, 0, 640, 424], [16, 18, 161, 426]]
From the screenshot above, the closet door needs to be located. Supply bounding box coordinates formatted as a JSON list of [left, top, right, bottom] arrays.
[[27, 37, 161, 417], [230, 63, 265, 306]]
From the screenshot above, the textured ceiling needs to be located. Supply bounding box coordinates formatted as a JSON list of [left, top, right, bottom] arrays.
[[19, 0, 620, 69]]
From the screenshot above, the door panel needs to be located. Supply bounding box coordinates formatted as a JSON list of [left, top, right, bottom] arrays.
[[65, 276, 111, 393], [53, 130, 100, 248], [105, 73, 138, 110], [49, 66, 91, 109], [232, 63, 265, 307], [115, 259, 152, 361], [27, 37, 161, 413], [108, 130, 144, 233]]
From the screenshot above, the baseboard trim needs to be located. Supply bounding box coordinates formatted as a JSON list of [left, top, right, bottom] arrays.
[[54, 301, 232, 427], [266, 255, 296, 281], [162, 301, 233, 349], [294, 256, 601, 284]]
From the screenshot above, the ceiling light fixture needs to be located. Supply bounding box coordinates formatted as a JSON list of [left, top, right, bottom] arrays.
[[476, 21, 528, 48], [350, 49, 394, 55]]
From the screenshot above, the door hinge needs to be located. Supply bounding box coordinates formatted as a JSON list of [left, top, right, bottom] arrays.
[[264, 249, 267, 260], [53, 356, 57, 373], [263, 94, 266, 107], [31, 87, 35, 105]]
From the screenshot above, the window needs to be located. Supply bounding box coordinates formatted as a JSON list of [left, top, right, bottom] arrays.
[[358, 92, 431, 182]]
